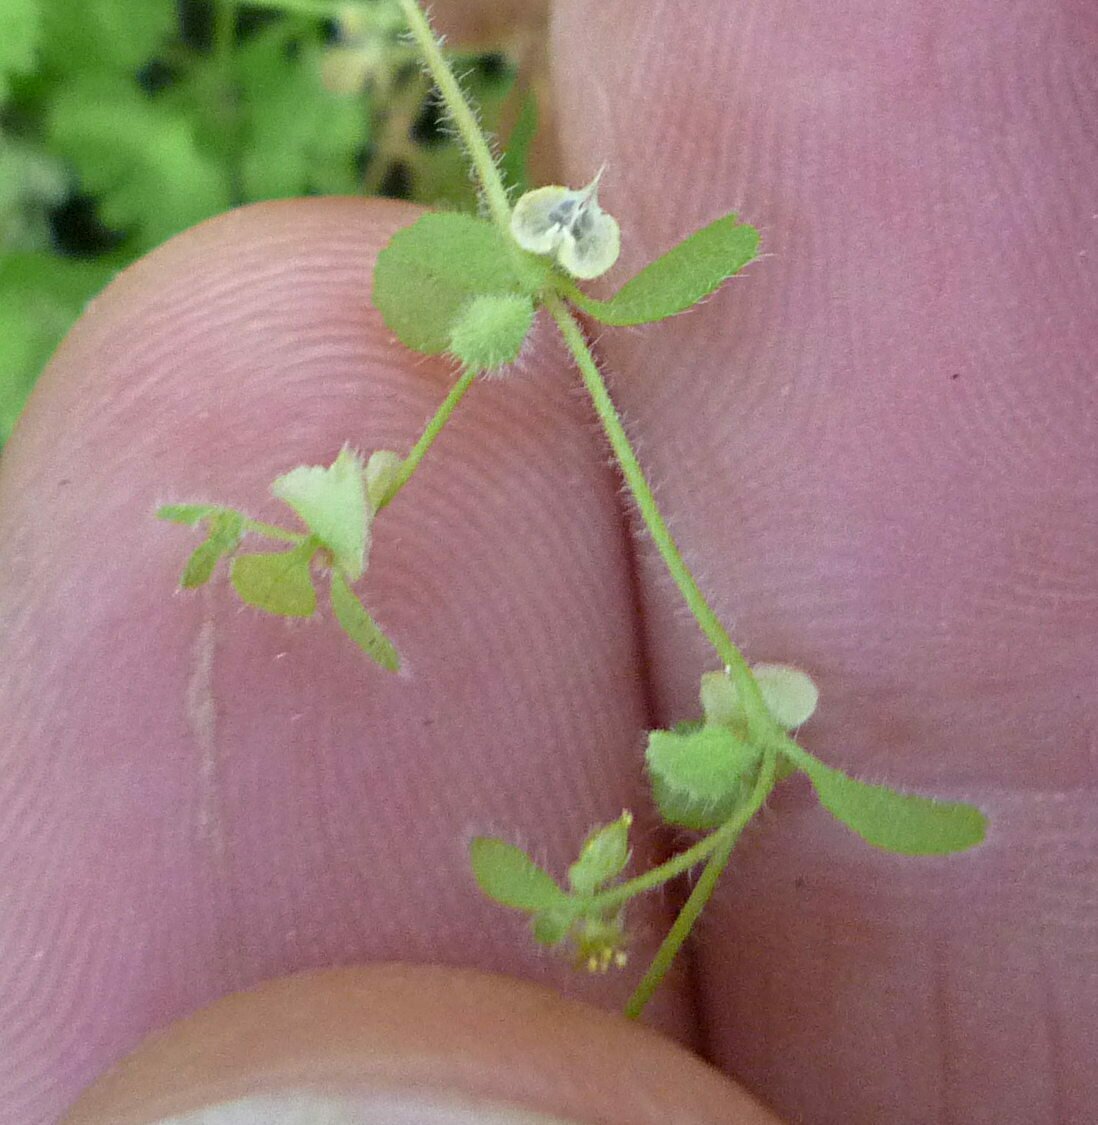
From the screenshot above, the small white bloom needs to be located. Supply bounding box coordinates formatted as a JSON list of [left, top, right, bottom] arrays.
[[510, 171, 621, 280]]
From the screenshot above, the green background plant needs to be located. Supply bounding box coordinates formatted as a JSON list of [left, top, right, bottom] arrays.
[[0, 0, 525, 444]]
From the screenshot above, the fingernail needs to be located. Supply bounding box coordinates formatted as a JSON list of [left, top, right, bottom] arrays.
[[153, 1090, 579, 1124]]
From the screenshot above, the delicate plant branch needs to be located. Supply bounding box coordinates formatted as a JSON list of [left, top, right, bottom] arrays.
[[395, 0, 513, 233], [543, 291, 774, 735], [584, 816, 752, 915], [376, 364, 478, 510], [624, 749, 779, 1019], [241, 518, 306, 544], [159, 0, 990, 1025]]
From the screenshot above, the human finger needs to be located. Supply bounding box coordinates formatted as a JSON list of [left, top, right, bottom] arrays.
[[62, 965, 777, 1124], [548, 0, 1097, 1120], [0, 198, 686, 1122]]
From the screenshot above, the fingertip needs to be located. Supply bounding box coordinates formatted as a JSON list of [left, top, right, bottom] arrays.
[[62, 966, 779, 1125]]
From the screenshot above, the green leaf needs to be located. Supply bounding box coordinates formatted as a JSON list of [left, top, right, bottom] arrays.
[[38, 0, 177, 74], [447, 292, 535, 372], [753, 664, 819, 728], [646, 725, 763, 830], [329, 571, 399, 672], [0, 253, 115, 445], [794, 753, 987, 855], [698, 670, 746, 730], [566, 212, 759, 326], [568, 811, 632, 895], [531, 906, 575, 947], [469, 837, 567, 912], [0, 0, 41, 100], [364, 450, 404, 510], [701, 663, 819, 732], [181, 510, 245, 588], [271, 446, 369, 581], [372, 212, 535, 356], [237, 0, 337, 16], [500, 89, 538, 197], [235, 23, 365, 200], [47, 77, 230, 253], [230, 545, 317, 617]]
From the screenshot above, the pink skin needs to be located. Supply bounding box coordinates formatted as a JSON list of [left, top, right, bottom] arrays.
[[1, 0, 1095, 1121], [549, 0, 1097, 1119]]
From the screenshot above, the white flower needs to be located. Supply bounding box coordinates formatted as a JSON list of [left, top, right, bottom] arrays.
[[510, 171, 621, 280]]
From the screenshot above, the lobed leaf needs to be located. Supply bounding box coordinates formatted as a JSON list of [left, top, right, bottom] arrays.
[[329, 571, 399, 671], [271, 446, 369, 581], [646, 725, 763, 830], [793, 752, 988, 855], [567, 212, 759, 326], [230, 546, 317, 617], [469, 837, 568, 912]]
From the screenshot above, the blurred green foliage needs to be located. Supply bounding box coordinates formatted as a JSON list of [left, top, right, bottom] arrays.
[[0, 0, 522, 444]]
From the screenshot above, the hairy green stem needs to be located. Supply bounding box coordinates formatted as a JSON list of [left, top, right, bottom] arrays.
[[543, 292, 773, 730], [623, 752, 778, 1020], [378, 366, 479, 510], [243, 518, 305, 543], [586, 824, 732, 913], [396, 0, 512, 234]]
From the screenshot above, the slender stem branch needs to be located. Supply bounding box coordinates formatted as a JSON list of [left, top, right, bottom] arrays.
[[543, 292, 773, 729], [378, 366, 479, 510], [623, 752, 778, 1020], [395, 0, 512, 234], [586, 825, 730, 913], [243, 518, 305, 544]]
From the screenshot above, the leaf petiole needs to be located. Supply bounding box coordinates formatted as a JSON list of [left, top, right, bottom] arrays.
[[375, 365, 479, 510]]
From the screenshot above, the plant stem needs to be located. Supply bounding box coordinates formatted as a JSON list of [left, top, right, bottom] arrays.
[[543, 292, 773, 729], [623, 751, 778, 1020], [395, 0, 512, 234], [212, 0, 241, 203], [244, 518, 305, 544], [587, 823, 732, 912], [378, 366, 479, 510]]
